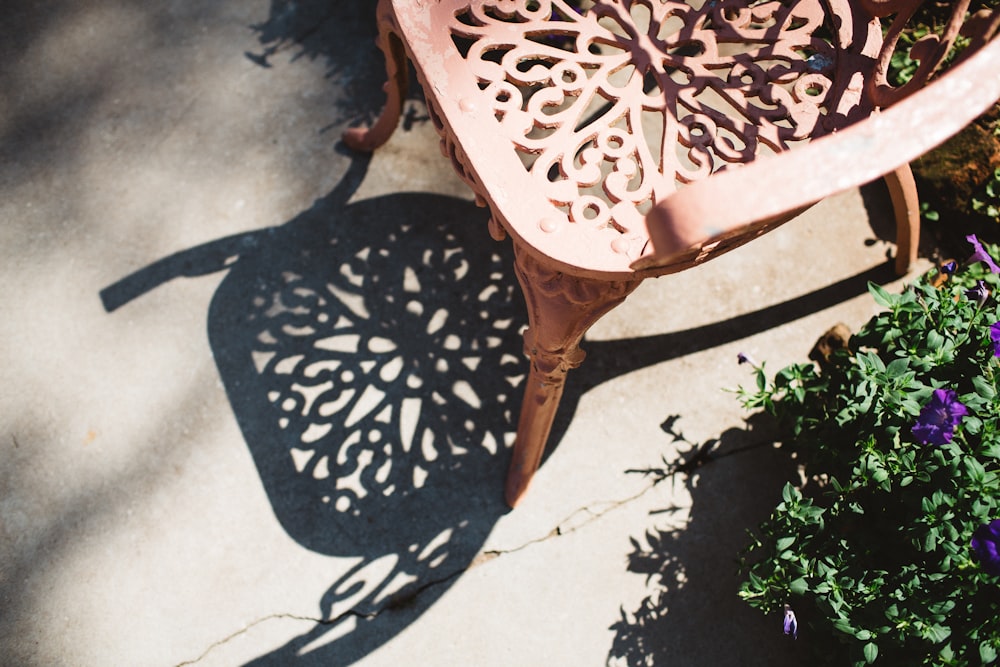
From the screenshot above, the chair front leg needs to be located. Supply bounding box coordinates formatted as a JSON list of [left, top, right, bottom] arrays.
[[343, 0, 408, 152], [884, 164, 920, 275], [505, 241, 641, 507]]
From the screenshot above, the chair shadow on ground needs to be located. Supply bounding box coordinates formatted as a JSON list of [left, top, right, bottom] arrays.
[[212, 166, 527, 665], [105, 154, 527, 665], [101, 149, 904, 665]]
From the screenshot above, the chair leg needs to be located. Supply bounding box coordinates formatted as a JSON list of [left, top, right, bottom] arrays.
[[504, 241, 641, 507], [342, 1, 408, 153], [883, 164, 920, 275]]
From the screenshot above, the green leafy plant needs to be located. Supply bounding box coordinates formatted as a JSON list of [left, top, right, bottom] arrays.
[[737, 238, 1000, 666], [972, 166, 1000, 220], [887, 2, 1000, 237]]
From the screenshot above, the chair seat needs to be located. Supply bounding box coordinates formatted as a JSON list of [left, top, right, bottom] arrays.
[[393, 0, 877, 278]]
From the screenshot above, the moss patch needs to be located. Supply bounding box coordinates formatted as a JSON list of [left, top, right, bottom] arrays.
[[912, 106, 1000, 258]]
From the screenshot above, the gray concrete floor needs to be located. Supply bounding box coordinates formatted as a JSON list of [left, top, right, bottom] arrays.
[[1, 2, 928, 665]]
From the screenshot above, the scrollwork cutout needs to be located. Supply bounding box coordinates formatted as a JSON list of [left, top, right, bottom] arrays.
[[869, 0, 1000, 107], [444, 0, 998, 253], [449, 0, 850, 238]]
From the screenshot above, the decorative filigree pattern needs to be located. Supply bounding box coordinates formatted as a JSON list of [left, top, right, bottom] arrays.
[[439, 0, 999, 259], [511, 240, 640, 379], [870, 0, 1000, 107], [226, 220, 526, 519], [208, 193, 522, 657], [426, 94, 492, 209], [448, 0, 853, 241], [514, 239, 639, 305]]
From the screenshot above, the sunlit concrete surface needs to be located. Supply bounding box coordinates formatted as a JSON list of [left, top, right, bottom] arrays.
[[0, 2, 929, 666]]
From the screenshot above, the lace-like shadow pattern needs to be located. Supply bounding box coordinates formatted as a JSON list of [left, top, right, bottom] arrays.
[[449, 0, 855, 241], [209, 191, 527, 663]]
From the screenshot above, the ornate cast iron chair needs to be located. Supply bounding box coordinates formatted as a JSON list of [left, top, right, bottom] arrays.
[[345, 0, 1000, 506]]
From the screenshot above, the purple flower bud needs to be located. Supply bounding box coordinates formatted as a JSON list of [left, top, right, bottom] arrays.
[[965, 280, 990, 307], [991, 322, 1000, 359], [912, 389, 967, 445], [942, 260, 958, 275], [966, 234, 1000, 273], [783, 604, 798, 639], [972, 519, 1000, 576], [737, 352, 756, 366]]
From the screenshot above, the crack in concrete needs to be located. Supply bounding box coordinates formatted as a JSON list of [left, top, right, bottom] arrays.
[[375, 566, 464, 614], [174, 612, 329, 667], [478, 479, 662, 561], [177, 436, 771, 665], [478, 433, 774, 560], [175, 569, 463, 666]]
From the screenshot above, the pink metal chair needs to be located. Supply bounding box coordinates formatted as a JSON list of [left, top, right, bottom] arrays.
[[344, 0, 1000, 506]]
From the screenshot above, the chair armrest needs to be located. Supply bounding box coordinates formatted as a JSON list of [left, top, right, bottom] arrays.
[[632, 36, 1000, 272]]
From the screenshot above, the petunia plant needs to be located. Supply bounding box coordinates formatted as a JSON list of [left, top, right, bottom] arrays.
[[737, 237, 1000, 666]]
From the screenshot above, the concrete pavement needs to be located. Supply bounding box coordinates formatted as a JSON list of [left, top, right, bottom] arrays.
[[0, 2, 928, 665]]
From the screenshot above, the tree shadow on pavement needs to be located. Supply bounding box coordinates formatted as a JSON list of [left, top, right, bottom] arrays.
[[606, 417, 806, 667], [245, 0, 426, 133]]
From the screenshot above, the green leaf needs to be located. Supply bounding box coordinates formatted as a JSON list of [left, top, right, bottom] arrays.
[[926, 329, 945, 351], [965, 457, 987, 484], [928, 600, 955, 616], [781, 483, 800, 505], [789, 577, 808, 595], [925, 623, 951, 643], [864, 642, 879, 664], [886, 357, 910, 378], [980, 641, 998, 664], [834, 618, 855, 636], [868, 282, 894, 308], [776, 536, 796, 551], [974, 375, 996, 400]]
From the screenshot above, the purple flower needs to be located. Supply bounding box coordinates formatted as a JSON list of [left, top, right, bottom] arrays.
[[737, 352, 754, 365], [783, 604, 798, 639], [972, 519, 1000, 576], [966, 235, 1000, 273], [991, 322, 1000, 358], [942, 260, 958, 275], [966, 280, 990, 307], [912, 389, 968, 445]]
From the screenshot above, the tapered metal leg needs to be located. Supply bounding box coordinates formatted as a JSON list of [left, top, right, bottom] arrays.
[[504, 241, 640, 507], [884, 164, 920, 275], [343, 0, 408, 153]]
